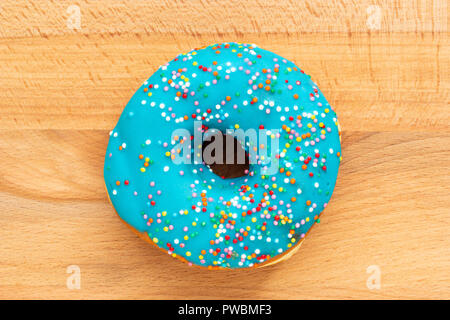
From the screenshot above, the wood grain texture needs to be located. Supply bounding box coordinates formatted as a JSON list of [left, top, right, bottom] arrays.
[[0, 0, 449, 299]]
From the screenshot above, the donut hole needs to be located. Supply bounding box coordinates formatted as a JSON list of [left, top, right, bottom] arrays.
[[202, 133, 250, 179]]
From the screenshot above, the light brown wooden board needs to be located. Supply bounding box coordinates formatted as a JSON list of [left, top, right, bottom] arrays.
[[0, 0, 449, 299]]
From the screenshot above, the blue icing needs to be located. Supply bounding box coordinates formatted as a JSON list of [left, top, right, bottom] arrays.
[[104, 42, 342, 269]]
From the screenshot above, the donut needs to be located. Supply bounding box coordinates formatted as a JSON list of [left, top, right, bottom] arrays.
[[104, 42, 342, 269]]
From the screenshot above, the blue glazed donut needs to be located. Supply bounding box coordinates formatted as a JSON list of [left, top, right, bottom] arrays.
[[104, 42, 342, 269]]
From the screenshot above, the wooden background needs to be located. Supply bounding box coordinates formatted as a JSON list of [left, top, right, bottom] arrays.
[[0, 0, 449, 299]]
